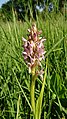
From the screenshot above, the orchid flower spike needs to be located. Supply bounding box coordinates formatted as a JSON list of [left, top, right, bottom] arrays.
[[22, 23, 46, 78]]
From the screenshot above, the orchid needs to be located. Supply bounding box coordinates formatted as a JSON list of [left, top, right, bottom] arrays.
[[22, 23, 47, 118], [22, 23, 46, 76]]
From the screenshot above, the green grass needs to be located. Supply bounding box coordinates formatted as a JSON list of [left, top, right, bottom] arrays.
[[0, 12, 67, 119]]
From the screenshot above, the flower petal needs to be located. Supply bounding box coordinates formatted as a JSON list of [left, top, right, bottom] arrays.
[[22, 37, 27, 42]]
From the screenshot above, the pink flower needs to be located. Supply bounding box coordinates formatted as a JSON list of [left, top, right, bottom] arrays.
[[22, 23, 46, 75]]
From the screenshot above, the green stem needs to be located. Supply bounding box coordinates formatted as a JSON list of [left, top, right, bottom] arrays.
[[30, 74, 36, 116]]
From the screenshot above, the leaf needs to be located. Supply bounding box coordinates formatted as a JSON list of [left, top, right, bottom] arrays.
[[35, 65, 47, 119]]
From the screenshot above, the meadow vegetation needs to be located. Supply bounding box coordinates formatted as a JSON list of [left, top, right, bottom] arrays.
[[0, 7, 67, 119]]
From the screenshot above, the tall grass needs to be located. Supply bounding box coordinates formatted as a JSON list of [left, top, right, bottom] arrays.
[[0, 11, 67, 119]]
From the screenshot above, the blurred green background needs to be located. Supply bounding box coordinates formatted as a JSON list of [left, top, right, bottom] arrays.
[[0, 0, 67, 119]]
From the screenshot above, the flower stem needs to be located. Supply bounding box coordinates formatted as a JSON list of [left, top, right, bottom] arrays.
[[30, 69, 36, 117]]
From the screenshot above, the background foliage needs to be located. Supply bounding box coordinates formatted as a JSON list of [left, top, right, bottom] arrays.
[[0, 0, 67, 119], [0, 0, 67, 21]]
